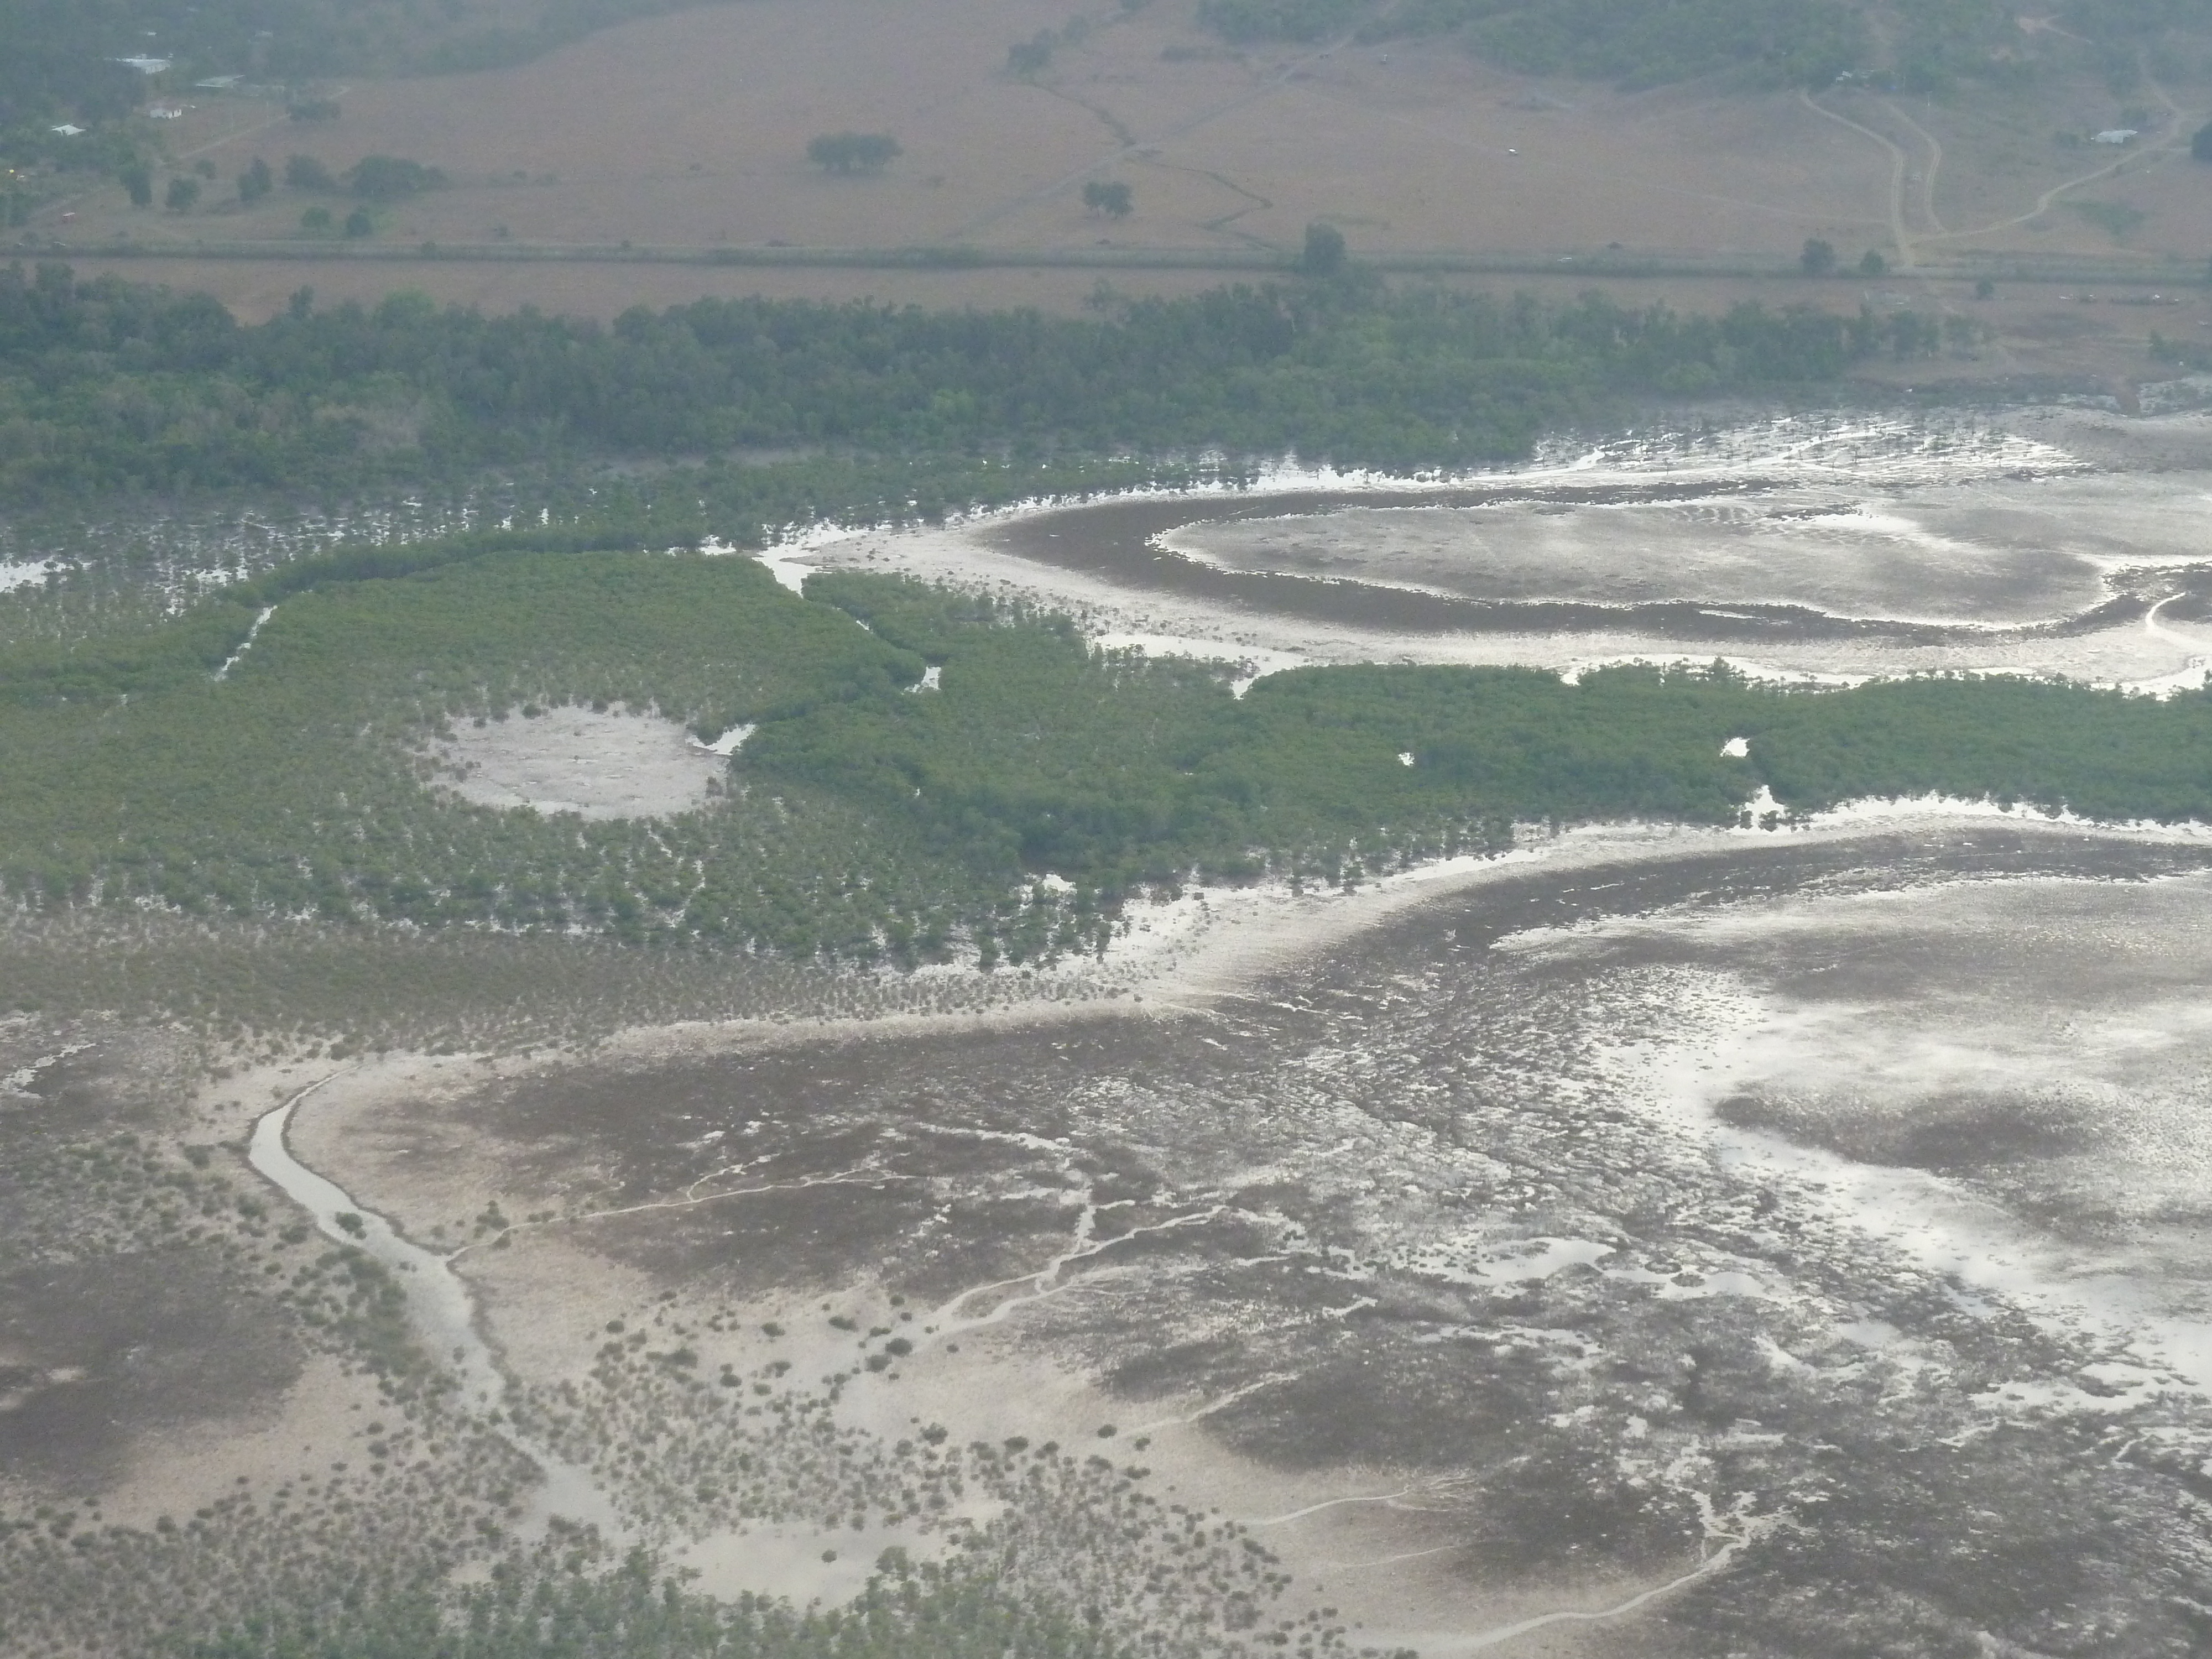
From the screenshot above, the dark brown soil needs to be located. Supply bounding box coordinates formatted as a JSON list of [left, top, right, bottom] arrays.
[[0, 1251, 302, 1488]]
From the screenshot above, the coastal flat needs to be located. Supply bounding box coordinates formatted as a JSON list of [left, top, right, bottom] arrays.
[[206, 821, 2212, 1654], [10, 408, 2212, 1653]]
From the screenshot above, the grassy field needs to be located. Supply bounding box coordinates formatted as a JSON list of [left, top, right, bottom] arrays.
[[53, 0, 2208, 267], [18, 0, 2209, 388]]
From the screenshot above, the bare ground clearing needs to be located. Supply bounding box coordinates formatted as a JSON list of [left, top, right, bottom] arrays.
[[427, 704, 728, 820]]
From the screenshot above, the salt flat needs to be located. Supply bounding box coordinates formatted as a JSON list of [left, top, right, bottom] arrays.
[[814, 409, 2212, 694], [429, 705, 725, 820]]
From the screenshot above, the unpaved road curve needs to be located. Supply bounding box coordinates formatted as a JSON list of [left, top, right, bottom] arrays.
[[1882, 100, 1947, 235], [1415, 1528, 1767, 1655], [1800, 90, 1913, 267]]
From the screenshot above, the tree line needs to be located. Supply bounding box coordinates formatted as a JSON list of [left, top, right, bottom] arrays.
[[0, 260, 1954, 504], [1195, 0, 2173, 93], [183, 1544, 1131, 1659]]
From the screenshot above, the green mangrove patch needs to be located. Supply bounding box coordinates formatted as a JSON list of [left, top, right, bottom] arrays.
[[2, 543, 2207, 972]]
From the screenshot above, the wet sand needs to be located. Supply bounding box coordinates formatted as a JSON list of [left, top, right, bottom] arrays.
[[804, 410, 2212, 693], [271, 815, 2212, 1655]]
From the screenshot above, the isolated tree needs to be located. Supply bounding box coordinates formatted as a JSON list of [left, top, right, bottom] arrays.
[[238, 156, 273, 204], [1859, 248, 1887, 276], [288, 97, 341, 122], [1082, 179, 1133, 218], [164, 175, 200, 212], [343, 206, 374, 237], [300, 205, 332, 231], [1799, 237, 1836, 276], [1299, 221, 1347, 277], [806, 132, 901, 175], [1009, 34, 1055, 74], [1975, 276, 1995, 299], [285, 154, 336, 191], [118, 160, 152, 207]]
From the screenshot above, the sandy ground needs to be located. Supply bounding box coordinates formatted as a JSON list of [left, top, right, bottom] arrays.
[[428, 705, 727, 818], [238, 797, 2212, 1652], [85, 1353, 385, 1530], [0, 559, 62, 593], [778, 409, 2212, 693]]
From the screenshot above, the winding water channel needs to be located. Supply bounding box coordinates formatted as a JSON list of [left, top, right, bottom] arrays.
[[247, 1076, 627, 1538], [242, 1067, 1767, 1644], [247, 1078, 928, 1606], [238, 830, 2212, 1652]]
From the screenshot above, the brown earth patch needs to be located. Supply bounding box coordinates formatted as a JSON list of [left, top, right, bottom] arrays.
[[0, 1251, 302, 1490]]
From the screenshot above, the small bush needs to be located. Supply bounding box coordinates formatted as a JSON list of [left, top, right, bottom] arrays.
[[806, 132, 901, 175], [284, 154, 337, 191]]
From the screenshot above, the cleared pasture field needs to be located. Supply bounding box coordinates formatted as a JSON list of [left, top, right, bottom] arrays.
[[14, 0, 2211, 392], [38, 4, 2209, 264]]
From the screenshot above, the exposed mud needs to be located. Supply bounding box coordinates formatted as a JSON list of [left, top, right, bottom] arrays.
[[0, 1253, 301, 1483], [275, 822, 2212, 1656], [816, 411, 2212, 693]]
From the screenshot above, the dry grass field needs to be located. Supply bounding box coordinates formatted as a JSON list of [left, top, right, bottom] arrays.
[[27, 4, 2209, 283], [22, 0, 2212, 387], [129, 27, 1817, 254]]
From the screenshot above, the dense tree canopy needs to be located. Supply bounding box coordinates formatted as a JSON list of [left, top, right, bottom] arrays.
[[345, 154, 447, 199], [0, 262, 1945, 504], [806, 133, 901, 175], [1197, 0, 2206, 91], [185, 1548, 1129, 1659]]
